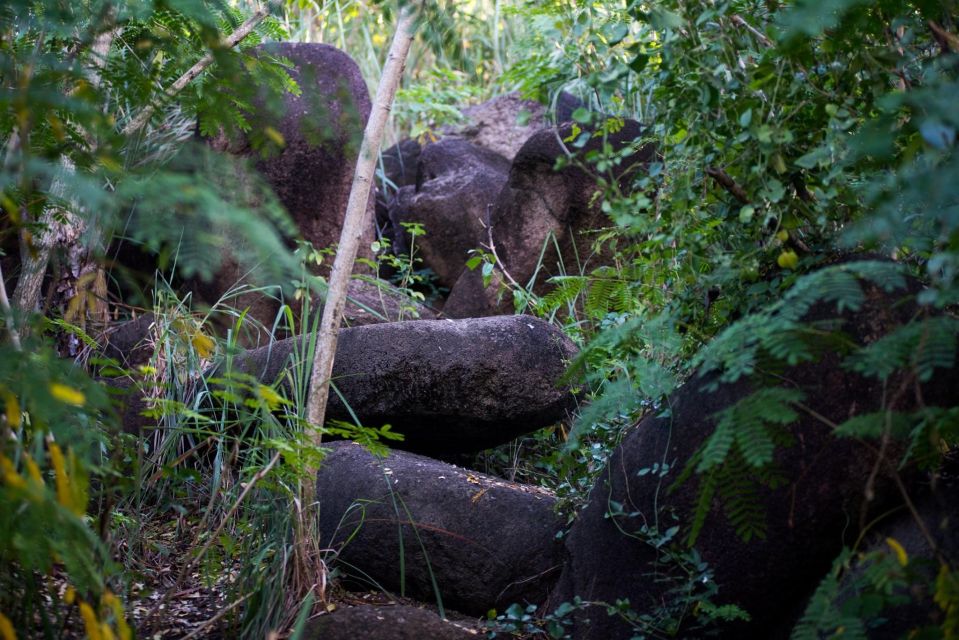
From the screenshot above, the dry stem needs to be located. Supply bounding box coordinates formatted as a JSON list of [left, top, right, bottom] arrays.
[[300, 3, 417, 601]]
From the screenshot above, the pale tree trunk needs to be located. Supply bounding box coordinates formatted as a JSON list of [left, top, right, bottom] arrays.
[[12, 24, 116, 321], [297, 4, 416, 598], [305, 7, 416, 450]]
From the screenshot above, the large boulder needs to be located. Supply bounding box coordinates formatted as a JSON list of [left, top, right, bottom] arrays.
[[98, 313, 157, 369], [388, 139, 511, 288], [317, 441, 565, 615], [224, 314, 577, 454], [441, 91, 582, 162], [546, 271, 957, 638], [105, 279, 436, 437], [797, 465, 959, 639], [199, 43, 375, 340], [376, 139, 423, 238], [375, 92, 582, 264], [303, 605, 477, 640], [444, 120, 654, 318], [227, 42, 373, 260]]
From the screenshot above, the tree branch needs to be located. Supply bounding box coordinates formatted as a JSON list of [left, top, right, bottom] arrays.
[[122, 7, 268, 138], [705, 166, 750, 204], [0, 262, 22, 351], [143, 451, 281, 627], [730, 14, 773, 48], [928, 20, 959, 53]]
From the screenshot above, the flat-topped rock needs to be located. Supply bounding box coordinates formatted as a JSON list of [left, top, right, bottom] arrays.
[[441, 91, 582, 161], [224, 314, 577, 454]]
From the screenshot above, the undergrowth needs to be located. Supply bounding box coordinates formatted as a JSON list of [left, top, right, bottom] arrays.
[[2, 0, 959, 638]]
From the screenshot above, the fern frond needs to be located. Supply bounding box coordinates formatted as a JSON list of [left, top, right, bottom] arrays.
[[904, 406, 959, 469], [735, 412, 776, 468], [790, 550, 850, 640], [679, 388, 803, 543], [844, 315, 959, 381], [585, 275, 617, 318], [539, 275, 588, 314], [695, 261, 911, 385], [696, 419, 735, 473], [696, 388, 802, 473], [687, 467, 719, 546], [717, 454, 767, 542]]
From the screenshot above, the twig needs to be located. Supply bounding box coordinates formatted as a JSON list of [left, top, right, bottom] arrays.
[[481, 204, 523, 292], [730, 14, 773, 48], [0, 262, 21, 444], [122, 7, 268, 137], [181, 450, 280, 584], [180, 593, 252, 640], [929, 20, 959, 53], [705, 166, 750, 204], [890, 466, 943, 562], [145, 435, 215, 486]]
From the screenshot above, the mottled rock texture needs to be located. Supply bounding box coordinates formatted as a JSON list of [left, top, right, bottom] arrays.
[[224, 314, 577, 454], [317, 441, 565, 615], [302, 605, 477, 640], [441, 91, 582, 161], [388, 139, 511, 288], [444, 119, 654, 318], [199, 43, 374, 341]]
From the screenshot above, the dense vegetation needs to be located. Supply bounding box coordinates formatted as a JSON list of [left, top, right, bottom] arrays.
[[1, 0, 957, 638]]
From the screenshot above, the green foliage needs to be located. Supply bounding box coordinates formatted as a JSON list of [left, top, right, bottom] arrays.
[[1, 0, 304, 292], [792, 544, 959, 640], [486, 0, 959, 634], [844, 315, 959, 383], [278, 0, 516, 143], [393, 67, 482, 140], [693, 260, 908, 386], [2, 0, 958, 635], [0, 334, 119, 630], [0, 0, 320, 632]]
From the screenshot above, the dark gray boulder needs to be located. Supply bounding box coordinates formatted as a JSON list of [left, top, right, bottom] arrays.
[[230, 42, 373, 259], [224, 314, 577, 454], [376, 92, 581, 272], [317, 441, 565, 615], [199, 43, 375, 338], [444, 119, 654, 318], [376, 139, 424, 240], [302, 605, 477, 640], [107, 282, 436, 439], [388, 139, 511, 288], [99, 313, 156, 368], [546, 274, 958, 639], [380, 139, 423, 193]]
